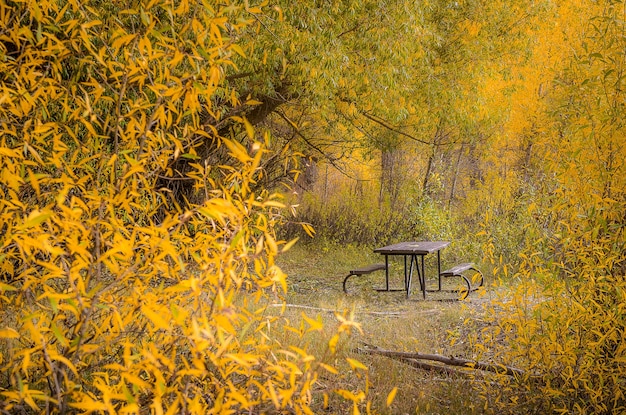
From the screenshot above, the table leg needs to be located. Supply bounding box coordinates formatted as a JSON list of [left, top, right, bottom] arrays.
[[406, 255, 416, 298], [437, 250, 442, 291], [385, 255, 389, 291], [411, 255, 416, 290], [404, 256, 408, 291], [421, 255, 426, 299]]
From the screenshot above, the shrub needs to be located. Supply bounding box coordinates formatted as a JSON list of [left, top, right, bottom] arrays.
[[0, 1, 368, 413]]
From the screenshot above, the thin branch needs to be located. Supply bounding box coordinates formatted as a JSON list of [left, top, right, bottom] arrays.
[[274, 110, 329, 158], [136, 95, 164, 161], [42, 340, 64, 412], [274, 109, 362, 181], [337, 23, 362, 38], [339, 96, 463, 147], [359, 110, 432, 145], [225, 71, 256, 82]]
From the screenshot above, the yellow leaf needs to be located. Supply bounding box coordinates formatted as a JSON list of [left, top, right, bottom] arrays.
[[301, 222, 316, 237], [243, 118, 255, 139], [141, 305, 169, 330], [0, 327, 19, 339], [231, 43, 245, 57], [269, 266, 287, 293], [48, 351, 79, 377], [386, 387, 398, 407], [328, 333, 339, 353], [281, 237, 299, 253], [164, 399, 179, 415], [123, 373, 150, 389], [0, 147, 21, 157], [0, 283, 18, 292], [222, 137, 251, 163], [262, 200, 285, 209], [336, 389, 359, 401], [214, 314, 236, 335], [319, 363, 338, 374], [267, 380, 280, 408], [346, 357, 368, 371], [224, 353, 259, 368], [265, 233, 278, 255], [112, 33, 136, 50], [302, 313, 323, 333]]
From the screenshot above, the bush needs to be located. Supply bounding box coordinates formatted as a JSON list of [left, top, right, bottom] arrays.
[[469, 2, 626, 411], [0, 2, 368, 413]]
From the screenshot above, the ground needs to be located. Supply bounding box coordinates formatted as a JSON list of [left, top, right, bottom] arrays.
[[274, 242, 495, 414]]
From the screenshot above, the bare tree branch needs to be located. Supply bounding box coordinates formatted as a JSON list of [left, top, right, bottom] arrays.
[[274, 109, 364, 181]]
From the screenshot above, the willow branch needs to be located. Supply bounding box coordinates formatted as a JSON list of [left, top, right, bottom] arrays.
[[274, 109, 361, 181], [359, 110, 432, 145]]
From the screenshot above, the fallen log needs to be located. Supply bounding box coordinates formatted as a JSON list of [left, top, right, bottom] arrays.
[[356, 344, 526, 378]]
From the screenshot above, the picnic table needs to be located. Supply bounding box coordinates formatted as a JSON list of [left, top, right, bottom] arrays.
[[342, 241, 483, 299], [374, 241, 449, 299]]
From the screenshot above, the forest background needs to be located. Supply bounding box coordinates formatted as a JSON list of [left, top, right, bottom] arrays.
[[0, 0, 624, 414]]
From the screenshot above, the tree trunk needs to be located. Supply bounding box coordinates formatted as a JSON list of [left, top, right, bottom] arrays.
[[422, 148, 435, 195], [448, 143, 464, 209], [380, 148, 402, 208]]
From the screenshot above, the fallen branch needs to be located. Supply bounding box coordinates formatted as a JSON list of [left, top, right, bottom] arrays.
[[356, 344, 526, 378], [269, 303, 407, 316]]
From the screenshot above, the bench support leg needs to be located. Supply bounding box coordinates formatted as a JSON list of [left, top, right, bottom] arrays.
[[459, 274, 471, 300], [342, 274, 352, 294]]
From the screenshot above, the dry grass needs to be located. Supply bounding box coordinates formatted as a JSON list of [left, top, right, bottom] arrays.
[[274, 241, 492, 414]]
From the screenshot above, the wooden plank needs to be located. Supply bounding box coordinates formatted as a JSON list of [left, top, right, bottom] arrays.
[[349, 263, 386, 275], [344, 263, 387, 293], [374, 241, 450, 255], [440, 262, 474, 276]]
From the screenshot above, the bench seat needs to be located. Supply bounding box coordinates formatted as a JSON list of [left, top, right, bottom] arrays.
[[439, 262, 484, 299], [343, 263, 386, 293], [440, 262, 475, 277], [349, 263, 386, 275]]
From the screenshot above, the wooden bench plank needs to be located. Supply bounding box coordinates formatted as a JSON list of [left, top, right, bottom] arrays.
[[344, 263, 387, 294], [440, 262, 474, 277], [439, 262, 484, 299], [349, 263, 386, 275]]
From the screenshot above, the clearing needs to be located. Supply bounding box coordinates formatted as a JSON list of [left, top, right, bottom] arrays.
[[275, 242, 497, 414]]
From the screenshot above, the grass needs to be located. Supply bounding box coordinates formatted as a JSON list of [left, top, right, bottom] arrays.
[[274, 241, 493, 414]]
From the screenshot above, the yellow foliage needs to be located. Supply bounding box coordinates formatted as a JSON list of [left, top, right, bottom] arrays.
[[469, 1, 626, 413], [0, 1, 369, 414]]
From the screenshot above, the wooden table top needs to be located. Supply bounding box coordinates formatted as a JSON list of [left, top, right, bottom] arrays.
[[374, 241, 450, 255]]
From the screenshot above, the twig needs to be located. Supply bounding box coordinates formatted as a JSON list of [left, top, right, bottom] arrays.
[[270, 303, 406, 316]]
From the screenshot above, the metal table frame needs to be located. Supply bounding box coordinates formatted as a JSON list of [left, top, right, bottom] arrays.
[[374, 241, 450, 299]]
